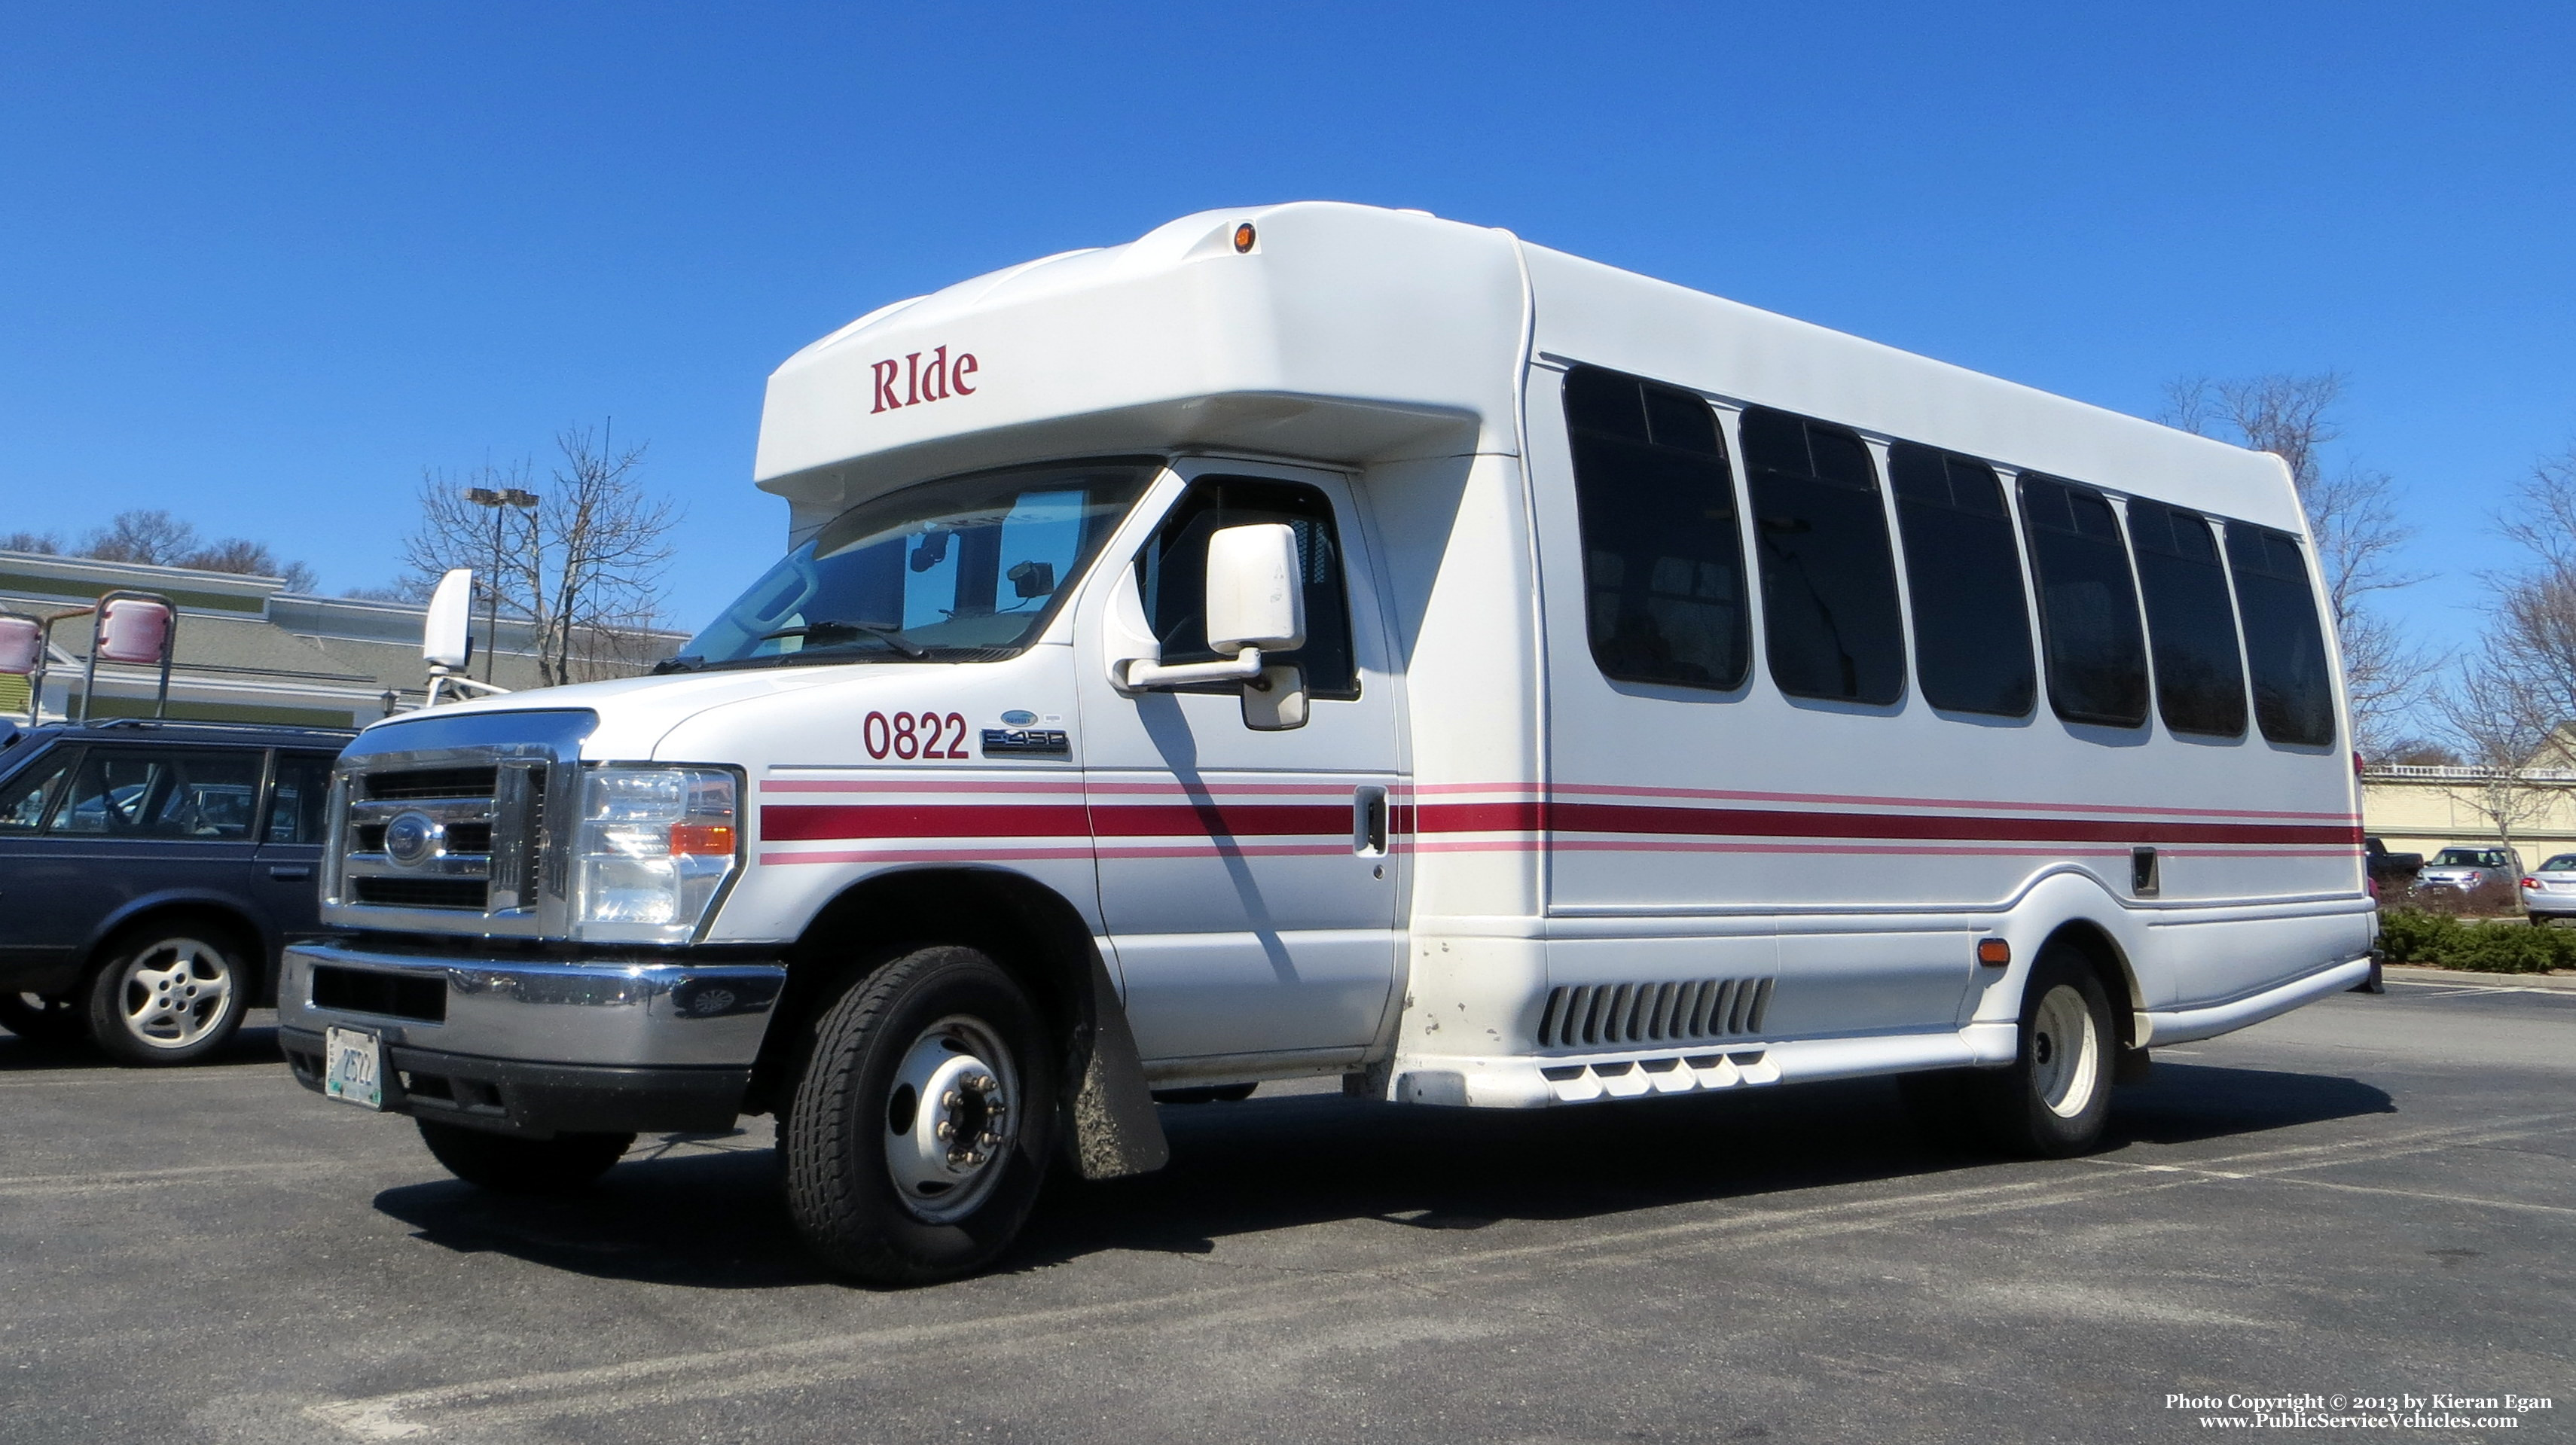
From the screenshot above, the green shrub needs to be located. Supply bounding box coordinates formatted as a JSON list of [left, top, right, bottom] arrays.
[[2376, 907, 2576, 974]]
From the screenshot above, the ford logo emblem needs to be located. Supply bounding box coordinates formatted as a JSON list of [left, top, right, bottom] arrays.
[[383, 810, 441, 867]]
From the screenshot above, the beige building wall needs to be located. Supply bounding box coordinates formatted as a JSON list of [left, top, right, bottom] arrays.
[[2362, 767, 2576, 866]]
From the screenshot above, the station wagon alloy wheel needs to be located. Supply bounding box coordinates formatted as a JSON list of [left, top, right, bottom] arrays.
[[85, 930, 247, 1065]]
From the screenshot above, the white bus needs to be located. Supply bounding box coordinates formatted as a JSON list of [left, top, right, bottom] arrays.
[[280, 203, 2374, 1282]]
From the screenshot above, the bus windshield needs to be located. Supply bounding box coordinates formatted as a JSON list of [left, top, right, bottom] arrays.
[[671, 459, 1158, 671]]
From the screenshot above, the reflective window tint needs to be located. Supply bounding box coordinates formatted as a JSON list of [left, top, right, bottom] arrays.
[[1888, 444, 2034, 716], [2019, 474, 2150, 727], [2226, 523, 2336, 746], [2127, 500, 2248, 738], [1739, 407, 1905, 705], [1563, 367, 1750, 691]]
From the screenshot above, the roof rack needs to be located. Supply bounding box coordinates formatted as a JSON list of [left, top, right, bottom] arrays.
[[90, 717, 357, 737]]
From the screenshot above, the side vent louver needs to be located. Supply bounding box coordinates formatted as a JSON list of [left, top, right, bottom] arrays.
[[1537, 977, 1775, 1050]]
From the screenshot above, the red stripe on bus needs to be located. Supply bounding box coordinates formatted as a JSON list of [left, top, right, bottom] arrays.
[[1415, 800, 2358, 847]]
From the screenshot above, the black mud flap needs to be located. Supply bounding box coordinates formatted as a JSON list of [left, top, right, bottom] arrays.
[[1064, 950, 1170, 1180]]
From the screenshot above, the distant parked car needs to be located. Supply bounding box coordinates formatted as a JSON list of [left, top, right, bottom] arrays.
[[2520, 853, 2576, 925], [2415, 845, 2523, 895], [0, 718, 352, 1063], [2364, 836, 2422, 888]]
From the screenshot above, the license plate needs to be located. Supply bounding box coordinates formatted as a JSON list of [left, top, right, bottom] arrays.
[[323, 1026, 385, 1110]]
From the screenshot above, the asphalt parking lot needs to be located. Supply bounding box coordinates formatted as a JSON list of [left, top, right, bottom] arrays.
[[3, 980, 2570, 1445]]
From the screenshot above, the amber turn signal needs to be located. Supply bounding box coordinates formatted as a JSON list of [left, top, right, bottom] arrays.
[[1976, 938, 2012, 967], [669, 822, 737, 856], [1233, 222, 1256, 253]]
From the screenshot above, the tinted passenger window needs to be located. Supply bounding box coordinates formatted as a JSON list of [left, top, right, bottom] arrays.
[[2226, 523, 2336, 746], [1739, 409, 1905, 705], [266, 753, 337, 845], [0, 750, 76, 832], [1563, 367, 1750, 690], [1888, 444, 2034, 716], [2019, 475, 2149, 727], [1138, 477, 1358, 698], [47, 748, 266, 840], [2126, 500, 2248, 738]]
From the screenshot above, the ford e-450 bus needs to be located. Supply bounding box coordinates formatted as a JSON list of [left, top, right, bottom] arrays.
[[278, 203, 2373, 1282]]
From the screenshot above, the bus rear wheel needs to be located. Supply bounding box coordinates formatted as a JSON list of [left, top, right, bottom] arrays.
[[1973, 948, 2114, 1157], [782, 945, 1057, 1285]]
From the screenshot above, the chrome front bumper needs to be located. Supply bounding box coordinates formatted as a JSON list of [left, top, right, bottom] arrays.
[[276, 939, 785, 1068]]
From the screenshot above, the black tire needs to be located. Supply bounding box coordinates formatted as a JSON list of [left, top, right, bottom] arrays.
[[417, 1119, 633, 1194], [83, 924, 252, 1066], [782, 944, 1058, 1285], [0, 991, 90, 1044], [1970, 947, 2115, 1158]]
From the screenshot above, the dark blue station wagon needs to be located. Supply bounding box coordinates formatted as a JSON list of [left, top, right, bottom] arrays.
[[0, 718, 352, 1064]]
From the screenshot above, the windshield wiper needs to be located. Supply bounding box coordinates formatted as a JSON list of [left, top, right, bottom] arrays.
[[759, 621, 929, 660]]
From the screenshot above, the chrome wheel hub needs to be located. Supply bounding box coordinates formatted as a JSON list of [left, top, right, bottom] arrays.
[[883, 1016, 1018, 1224]]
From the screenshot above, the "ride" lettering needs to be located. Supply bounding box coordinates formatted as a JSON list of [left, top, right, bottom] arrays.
[[869, 346, 980, 414]]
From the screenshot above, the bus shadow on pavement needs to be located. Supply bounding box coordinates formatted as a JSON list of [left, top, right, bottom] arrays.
[[365, 1062, 2391, 1288], [371, 1135, 836, 1289], [1015, 1064, 2397, 1268]]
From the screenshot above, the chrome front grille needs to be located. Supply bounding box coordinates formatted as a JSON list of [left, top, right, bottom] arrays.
[[320, 709, 597, 938]]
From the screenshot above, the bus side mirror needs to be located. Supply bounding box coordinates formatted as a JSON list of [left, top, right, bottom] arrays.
[[1204, 523, 1305, 654], [423, 569, 474, 672]]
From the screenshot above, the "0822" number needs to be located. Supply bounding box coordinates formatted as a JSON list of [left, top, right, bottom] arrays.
[[863, 711, 971, 761]]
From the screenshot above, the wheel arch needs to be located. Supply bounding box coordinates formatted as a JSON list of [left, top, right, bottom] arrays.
[[746, 864, 1167, 1177], [2034, 916, 2144, 1055], [83, 895, 274, 1002]]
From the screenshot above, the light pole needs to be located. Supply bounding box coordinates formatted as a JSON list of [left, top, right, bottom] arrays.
[[462, 486, 538, 683]]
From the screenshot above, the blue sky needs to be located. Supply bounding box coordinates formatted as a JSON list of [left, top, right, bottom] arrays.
[[2, 2, 2569, 672]]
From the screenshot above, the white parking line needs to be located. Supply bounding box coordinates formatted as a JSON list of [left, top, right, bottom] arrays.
[[303, 1108, 2576, 1440]]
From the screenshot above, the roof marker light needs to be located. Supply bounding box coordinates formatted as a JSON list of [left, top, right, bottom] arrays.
[[1233, 223, 1256, 254]]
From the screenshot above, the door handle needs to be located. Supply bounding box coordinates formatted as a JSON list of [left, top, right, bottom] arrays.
[[269, 866, 313, 882], [1354, 786, 1388, 856]]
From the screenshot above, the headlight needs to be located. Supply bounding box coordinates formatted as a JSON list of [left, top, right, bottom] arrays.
[[572, 766, 741, 943]]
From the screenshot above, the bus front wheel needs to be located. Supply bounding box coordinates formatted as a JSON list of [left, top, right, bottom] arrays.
[[782, 944, 1057, 1285]]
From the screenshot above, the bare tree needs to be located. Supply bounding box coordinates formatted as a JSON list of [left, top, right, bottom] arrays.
[[0, 531, 62, 554], [401, 425, 682, 687], [81, 509, 200, 566], [2432, 650, 2567, 856], [184, 538, 321, 592], [56, 509, 321, 588], [2162, 373, 2431, 751]]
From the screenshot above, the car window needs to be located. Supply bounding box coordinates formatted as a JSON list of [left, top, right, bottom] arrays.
[[1888, 443, 2034, 717], [2019, 474, 2150, 728], [1136, 476, 1360, 699], [1739, 407, 1906, 706], [47, 748, 266, 840], [2541, 855, 2576, 873], [1562, 365, 1751, 693], [266, 751, 337, 844], [0, 748, 77, 832]]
